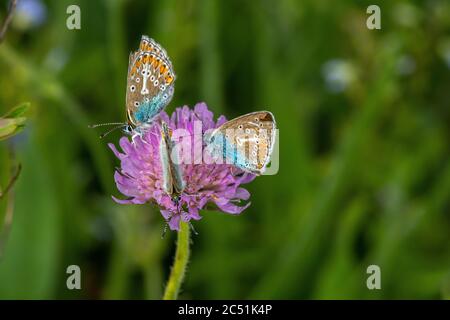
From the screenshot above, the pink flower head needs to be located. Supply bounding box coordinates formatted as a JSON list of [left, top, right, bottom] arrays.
[[108, 103, 256, 231]]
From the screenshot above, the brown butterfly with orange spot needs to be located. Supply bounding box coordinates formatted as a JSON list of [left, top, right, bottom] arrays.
[[90, 35, 176, 138]]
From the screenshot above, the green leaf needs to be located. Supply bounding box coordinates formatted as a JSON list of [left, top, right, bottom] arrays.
[[0, 117, 26, 140], [2, 102, 30, 118], [0, 117, 27, 141]]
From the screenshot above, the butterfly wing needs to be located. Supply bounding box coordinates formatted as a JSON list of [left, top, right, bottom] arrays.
[[126, 36, 176, 127], [205, 111, 276, 175], [160, 122, 186, 197]]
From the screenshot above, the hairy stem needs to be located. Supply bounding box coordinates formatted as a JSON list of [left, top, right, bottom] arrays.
[[163, 221, 190, 300]]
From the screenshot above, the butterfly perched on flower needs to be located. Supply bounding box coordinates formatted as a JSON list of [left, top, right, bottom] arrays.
[[90, 35, 176, 138], [159, 120, 192, 235], [204, 111, 276, 175], [159, 121, 186, 201]]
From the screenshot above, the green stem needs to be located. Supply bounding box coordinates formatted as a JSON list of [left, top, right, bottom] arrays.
[[163, 221, 191, 300]]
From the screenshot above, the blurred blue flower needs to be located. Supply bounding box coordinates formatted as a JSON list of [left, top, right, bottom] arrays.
[[14, 0, 47, 29], [321, 59, 356, 93]]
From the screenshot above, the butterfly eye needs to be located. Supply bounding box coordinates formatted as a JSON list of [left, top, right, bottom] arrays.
[[163, 93, 168, 99], [154, 80, 159, 87], [150, 75, 155, 82], [255, 117, 260, 122], [130, 85, 136, 92], [141, 69, 146, 76], [134, 101, 139, 107], [160, 84, 166, 91], [135, 77, 140, 83], [145, 97, 150, 103], [238, 125, 243, 130], [123, 125, 133, 135]]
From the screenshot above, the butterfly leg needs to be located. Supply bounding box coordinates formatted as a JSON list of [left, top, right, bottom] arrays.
[[131, 130, 152, 146], [132, 127, 161, 146], [161, 222, 169, 239], [161, 210, 173, 239], [131, 132, 141, 145]]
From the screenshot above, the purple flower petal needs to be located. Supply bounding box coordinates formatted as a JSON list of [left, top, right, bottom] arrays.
[[214, 198, 251, 214], [168, 214, 181, 231]]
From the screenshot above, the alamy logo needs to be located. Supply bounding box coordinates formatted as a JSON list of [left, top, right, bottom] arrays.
[[66, 265, 81, 290], [366, 5, 381, 30], [66, 5, 81, 30], [366, 265, 381, 290]]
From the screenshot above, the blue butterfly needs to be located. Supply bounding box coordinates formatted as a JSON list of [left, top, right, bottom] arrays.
[[204, 111, 277, 175], [90, 35, 176, 138], [159, 121, 200, 236]]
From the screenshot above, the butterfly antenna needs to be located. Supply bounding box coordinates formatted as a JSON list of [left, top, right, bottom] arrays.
[[99, 124, 127, 139], [88, 122, 126, 128]]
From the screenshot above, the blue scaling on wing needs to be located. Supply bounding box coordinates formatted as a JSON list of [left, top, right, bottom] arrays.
[[134, 93, 167, 124], [207, 132, 247, 169]]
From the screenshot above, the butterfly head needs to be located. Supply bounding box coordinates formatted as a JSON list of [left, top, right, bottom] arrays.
[[122, 124, 134, 135]]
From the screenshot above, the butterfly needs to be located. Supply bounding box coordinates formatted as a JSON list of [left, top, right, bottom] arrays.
[[159, 121, 186, 201], [204, 111, 276, 175], [89, 35, 176, 138], [159, 121, 200, 236]]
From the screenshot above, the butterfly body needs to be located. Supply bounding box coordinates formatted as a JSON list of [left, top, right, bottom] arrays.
[[160, 121, 186, 198], [205, 111, 276, 175]]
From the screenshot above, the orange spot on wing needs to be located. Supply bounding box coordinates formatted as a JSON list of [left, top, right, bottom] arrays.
[[139, 40, 148, 51], [135, 58, 142, 69], [153, 59, 161, 70], [165, 74, 174, 85], [159, 64, 168, 74]]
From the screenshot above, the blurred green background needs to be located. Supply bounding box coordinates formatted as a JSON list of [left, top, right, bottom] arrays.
[[0, 0, 449, 299]]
